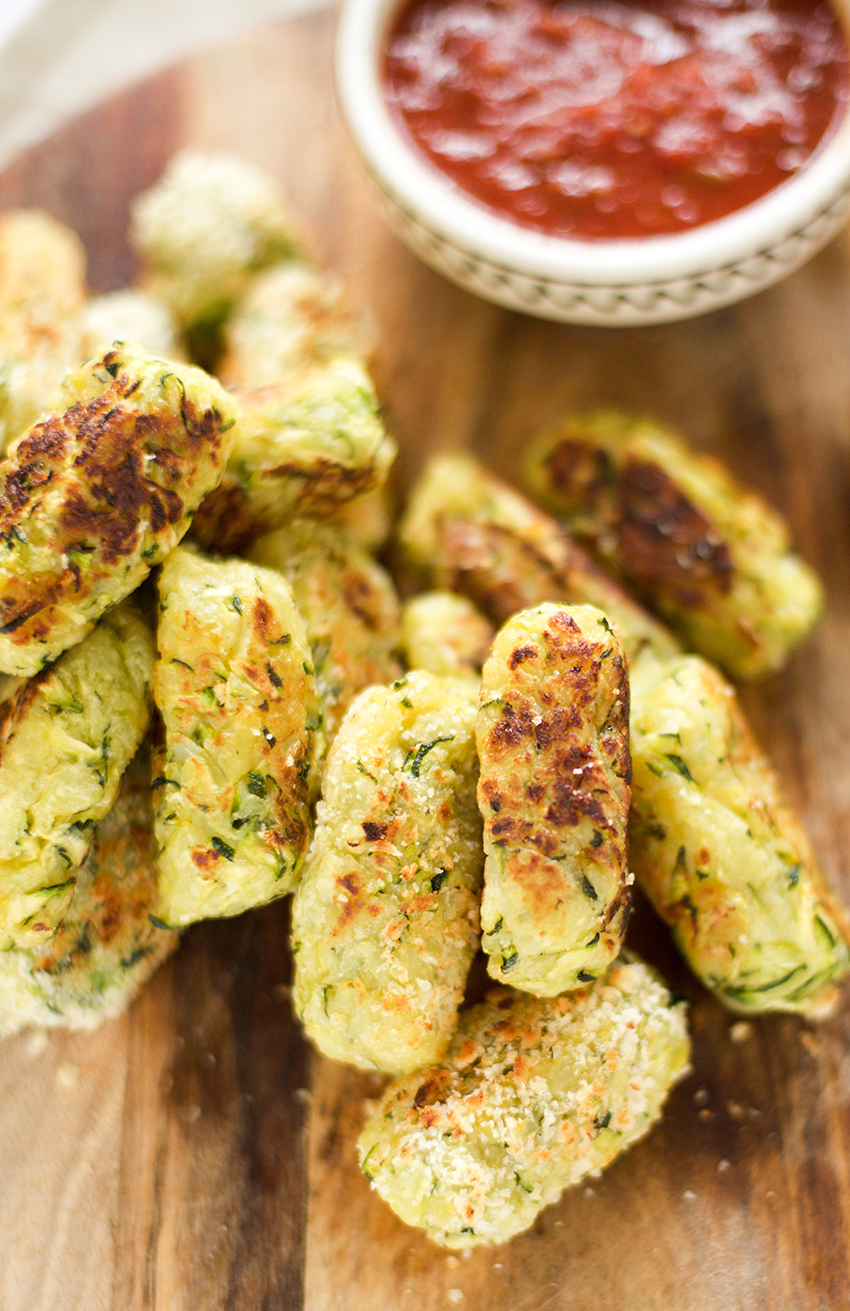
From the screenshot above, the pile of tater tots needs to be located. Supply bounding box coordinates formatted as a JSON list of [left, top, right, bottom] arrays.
[[0, 151, 846, 1249]]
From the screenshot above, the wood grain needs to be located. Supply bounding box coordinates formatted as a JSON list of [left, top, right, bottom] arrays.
[[2, 9, 850, 1309]]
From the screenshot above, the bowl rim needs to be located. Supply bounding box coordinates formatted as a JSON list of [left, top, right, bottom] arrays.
[[336, 0, 850, 285]]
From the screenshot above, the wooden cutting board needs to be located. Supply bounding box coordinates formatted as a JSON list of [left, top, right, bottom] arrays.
[[2, 10, 850, 1309]]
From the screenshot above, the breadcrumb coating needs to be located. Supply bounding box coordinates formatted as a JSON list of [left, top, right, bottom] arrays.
[[359, 958, 690, 1248], [292, 671, 483, 1074]]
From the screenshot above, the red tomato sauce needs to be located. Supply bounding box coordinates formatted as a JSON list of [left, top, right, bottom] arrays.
[[384, 0, 850, 240]]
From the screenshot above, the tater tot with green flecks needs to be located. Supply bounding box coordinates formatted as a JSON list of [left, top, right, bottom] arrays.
[[629, 652, 850, 1015], [248, 519, 401, 743], [358, 958, 690, 1249], [399, 453, 679, 666], [526, 410, 823, 679], [83, 289, 183, 360], [292, 671, 483, 1074], [218, 262, 362, 391], [0, 748, 178, 1037], [191, 356, 396, 554], [154, 546, 323, 927], [477, 604, 631, 996], [130, 150, 303, 332], [0, 343, 236, 676], [0, 210, 86, 454], [401, 591, 494, 678], [0, 601, 154, 949]]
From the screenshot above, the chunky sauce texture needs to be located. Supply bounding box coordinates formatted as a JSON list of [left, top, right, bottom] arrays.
[[385, 0, 849, 239]]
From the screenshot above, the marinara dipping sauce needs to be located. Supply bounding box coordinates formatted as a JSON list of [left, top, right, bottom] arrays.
[[384, 0, 850, 240]]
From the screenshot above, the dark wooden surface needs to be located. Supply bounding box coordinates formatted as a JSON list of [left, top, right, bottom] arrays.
[[2, 11, 850, 1309]]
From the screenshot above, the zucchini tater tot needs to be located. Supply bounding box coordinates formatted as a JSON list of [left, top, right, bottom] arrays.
[[358, 958, 690, 1249], [0, 601, 154, 948], [248, 519, 401, 742], [0, 343, 236, 676], [0, 749, 177, 1037], [478, 604, 631, 995], [630, 654, 850, 1015], [0, 210, 86, 453], [192, 356, 396, 553], [83, 289, 183, 360], [526, 410, 823, 679], [218, 262, 362, 390], [401, 591, 494, 678], [130, 150, 302, 332], [399, 453, 678, 665], [154, 546, 323, 927], [292, 671, 482, 1074], [337, 484, 393, 552]]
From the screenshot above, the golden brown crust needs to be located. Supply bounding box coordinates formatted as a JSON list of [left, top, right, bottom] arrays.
[[191, 359, 395, 555], [526, 412, 822, 678], [0, 667, 50, 743], [192, 422, 384, 555], [477, 604, 631, 996], [399, 453, 679, 666], [0, 345, 236, 674], [0, 379, 219, 643], [440, 517, 594, 622], [186, 477, 250, 551], [541, 438, 735, 604]]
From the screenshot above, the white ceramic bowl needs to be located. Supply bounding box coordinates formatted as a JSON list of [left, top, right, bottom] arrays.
[[336, 0, 850, 326]]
